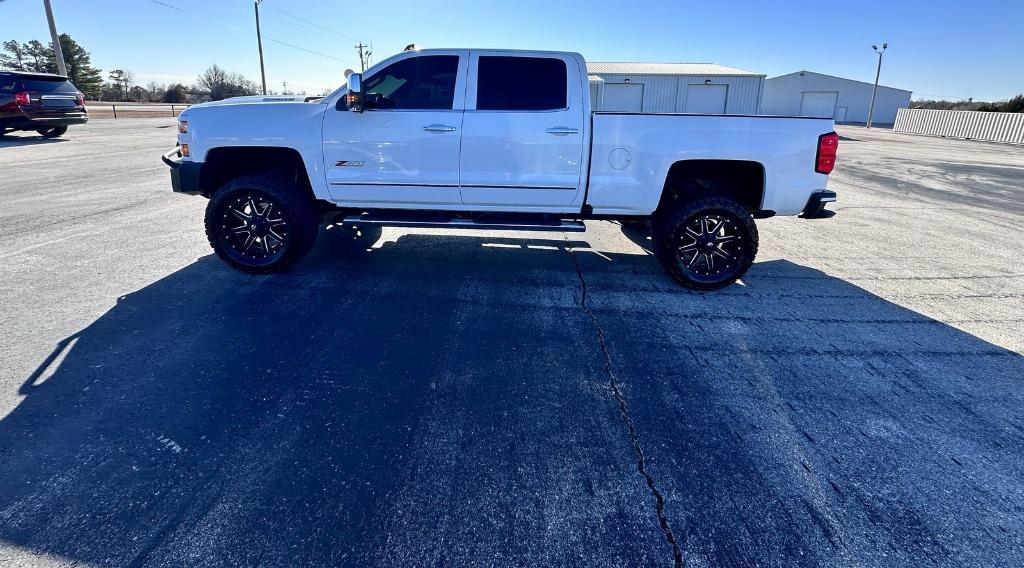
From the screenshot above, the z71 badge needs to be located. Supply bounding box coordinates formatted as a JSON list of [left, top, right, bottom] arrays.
[[335, 160, 365, 167]]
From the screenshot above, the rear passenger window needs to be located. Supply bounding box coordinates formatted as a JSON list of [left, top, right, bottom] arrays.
[[476, 56, 567, 111], [0, 76, 17, 92]]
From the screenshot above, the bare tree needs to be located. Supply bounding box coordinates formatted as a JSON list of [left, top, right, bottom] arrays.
[[196, 65, 258, 101], [108, 69, 134, 100], [145, 81, 166, 102]]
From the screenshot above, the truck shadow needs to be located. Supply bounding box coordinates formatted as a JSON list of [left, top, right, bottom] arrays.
[[1, 229, 1022, 566]]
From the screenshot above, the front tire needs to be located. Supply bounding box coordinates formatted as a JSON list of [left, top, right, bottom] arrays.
[[204, 174, 319, 273], [654, 197, 758, 290], [36, 126, 68, 138]]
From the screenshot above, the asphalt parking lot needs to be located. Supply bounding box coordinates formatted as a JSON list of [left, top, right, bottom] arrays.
[[1, 118, 1022, 567]]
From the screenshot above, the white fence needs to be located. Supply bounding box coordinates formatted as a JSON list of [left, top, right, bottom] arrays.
[[893, 108, 1024, 145]]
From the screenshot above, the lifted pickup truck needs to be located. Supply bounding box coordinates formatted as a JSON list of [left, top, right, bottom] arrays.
[[163, 49, 837, 290]]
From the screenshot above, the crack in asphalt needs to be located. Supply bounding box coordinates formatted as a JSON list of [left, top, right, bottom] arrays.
[[564, 236, 685, 568]]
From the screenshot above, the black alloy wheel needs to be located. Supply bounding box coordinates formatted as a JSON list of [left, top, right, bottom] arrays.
[[655, 197, 758, 290], [204, 174, 319, 273], [217, 192, 291, 263], [36, 126, 67, 138], [675, 213, 743, 278]]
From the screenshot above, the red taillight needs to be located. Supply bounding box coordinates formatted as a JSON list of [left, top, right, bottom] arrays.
[[816, 131, 839, 175], [14, 91, 30, 106], [76, 92, 86, 106]]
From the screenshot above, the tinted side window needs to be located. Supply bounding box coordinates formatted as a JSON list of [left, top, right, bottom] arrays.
[[363, 55, 459, 110], [476, 56, 567, 111], [0, 76, 17, 92]]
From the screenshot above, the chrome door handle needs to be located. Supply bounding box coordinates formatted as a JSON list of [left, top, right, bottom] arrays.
[[423, 124, 457, 132], [545, 127, 579, 135]]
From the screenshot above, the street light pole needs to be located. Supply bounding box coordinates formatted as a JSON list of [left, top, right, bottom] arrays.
[[42, 0, 68, 76], [254, 0, 267, 95], [867, 42, 887, 129]]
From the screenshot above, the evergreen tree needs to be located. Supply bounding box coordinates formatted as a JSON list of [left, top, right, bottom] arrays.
[[55, 34, 103, 98], [0, 34, 103, 98]]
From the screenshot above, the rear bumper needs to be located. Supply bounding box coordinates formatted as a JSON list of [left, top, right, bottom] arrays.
[[1, 112, 88, 130], [162, 147, 204, 195], [801, 190, 837, 219]]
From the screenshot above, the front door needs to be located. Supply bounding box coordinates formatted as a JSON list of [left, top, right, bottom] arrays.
[[459, 52, 586, 211], [322, 51, 468, 207]]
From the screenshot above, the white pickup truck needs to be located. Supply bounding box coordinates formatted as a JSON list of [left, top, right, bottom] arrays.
[[163, 49, 838, 290]]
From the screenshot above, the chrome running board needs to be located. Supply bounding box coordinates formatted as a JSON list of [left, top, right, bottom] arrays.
[[341, 214, 586, 233]]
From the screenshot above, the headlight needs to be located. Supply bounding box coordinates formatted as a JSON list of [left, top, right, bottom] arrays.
[[178, 120, 188, 134]]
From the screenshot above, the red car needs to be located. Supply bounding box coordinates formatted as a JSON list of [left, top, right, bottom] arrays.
[[0, 71, 87, 138]]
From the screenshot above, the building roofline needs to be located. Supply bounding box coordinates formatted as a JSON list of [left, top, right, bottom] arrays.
[[769, 70, 911, 94], [587, 62, 765, 77]]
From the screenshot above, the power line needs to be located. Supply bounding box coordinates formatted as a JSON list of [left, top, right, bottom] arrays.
[[146, 0, 187, 14], [144, 0, 357, 65], [264, 36, 351, 64], [269, 7, 362, 44]]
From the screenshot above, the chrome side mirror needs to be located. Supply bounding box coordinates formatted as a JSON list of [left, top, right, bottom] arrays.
[[345, 73, 363, 112]]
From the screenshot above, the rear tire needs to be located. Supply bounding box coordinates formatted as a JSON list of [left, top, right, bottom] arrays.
[[204, 174, 319, 273], [653, 197, 758, 291], [36, 126, 68, 138]]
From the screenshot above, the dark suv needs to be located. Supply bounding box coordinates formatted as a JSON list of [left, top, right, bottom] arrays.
[[0, 71, 88, 138]]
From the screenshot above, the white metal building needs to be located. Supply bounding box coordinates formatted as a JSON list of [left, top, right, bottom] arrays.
[[586, 62, 765, 114], [760, 71, 912, 125]]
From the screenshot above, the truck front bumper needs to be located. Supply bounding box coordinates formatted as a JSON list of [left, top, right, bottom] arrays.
[[801, 190, 837, 219], [162, 147, 203, 196]]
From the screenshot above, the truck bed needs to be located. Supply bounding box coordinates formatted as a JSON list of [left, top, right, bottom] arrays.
[[586, 113, 835, 216]]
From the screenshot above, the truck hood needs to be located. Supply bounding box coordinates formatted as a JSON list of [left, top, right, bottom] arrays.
[[191, 94, 320, 108]]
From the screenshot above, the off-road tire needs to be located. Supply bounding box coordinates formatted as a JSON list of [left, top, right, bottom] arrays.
[[653, 197, 758, 291], [204, 174, 319, 273], [36, 126, 68, 138]]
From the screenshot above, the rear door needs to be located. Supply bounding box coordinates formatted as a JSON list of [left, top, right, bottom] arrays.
[[459, 52, 585, 210]]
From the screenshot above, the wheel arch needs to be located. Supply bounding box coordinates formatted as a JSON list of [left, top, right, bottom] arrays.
[[198, 146, 317, 203], [655, 159, 766, 219]]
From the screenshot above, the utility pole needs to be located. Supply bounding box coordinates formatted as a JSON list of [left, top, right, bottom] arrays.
[[42, 0, 67, 76], [254, 0, 267, 95], [355, 42, 371, 72], [867, 42, 887, 129]]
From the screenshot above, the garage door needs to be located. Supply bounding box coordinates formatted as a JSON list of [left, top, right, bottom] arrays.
[[684, 84, 728, 114], [602, 83, 644, 112], [800, 91, 838, 118]]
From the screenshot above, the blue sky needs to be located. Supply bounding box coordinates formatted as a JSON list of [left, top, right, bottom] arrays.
[[1, 0, 1021, 100]]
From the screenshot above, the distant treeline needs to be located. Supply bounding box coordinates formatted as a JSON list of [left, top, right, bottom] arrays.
[[912, 95, 1024, 113], [1, 34, 329, 103]]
